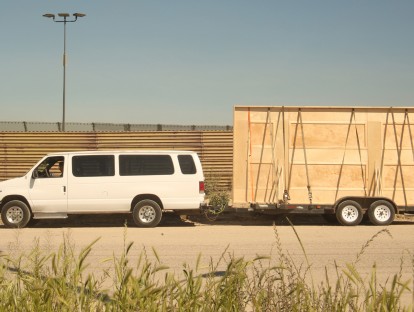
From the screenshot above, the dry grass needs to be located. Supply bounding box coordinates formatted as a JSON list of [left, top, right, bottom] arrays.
[[0, 223, 412, 311]]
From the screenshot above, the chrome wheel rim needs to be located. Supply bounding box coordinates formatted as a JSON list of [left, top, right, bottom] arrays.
[[138, 206, 156, 223], [6, 206, 24, 224], [341, 205, 359, 222]]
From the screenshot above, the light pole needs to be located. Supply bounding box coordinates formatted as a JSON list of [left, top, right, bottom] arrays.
[[43, 13, 86, 132]]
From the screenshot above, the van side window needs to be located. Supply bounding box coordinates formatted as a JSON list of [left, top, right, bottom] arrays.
[[72, 155, 115, 177], [178, 155, 197, 174], [119, 155, 174, 176]]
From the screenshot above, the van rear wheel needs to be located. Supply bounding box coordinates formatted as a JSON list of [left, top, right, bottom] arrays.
[[1, 200, 31, 228], [132, 200, 162, 227]]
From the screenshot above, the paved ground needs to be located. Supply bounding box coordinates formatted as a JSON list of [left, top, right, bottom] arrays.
[[1, 213, 414, 305]]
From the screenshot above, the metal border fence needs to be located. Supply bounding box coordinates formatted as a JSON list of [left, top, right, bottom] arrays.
[[0, 121, 232, 132]]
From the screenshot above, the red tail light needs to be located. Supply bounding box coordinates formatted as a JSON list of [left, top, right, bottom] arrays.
[[199, 181, 205, 193]]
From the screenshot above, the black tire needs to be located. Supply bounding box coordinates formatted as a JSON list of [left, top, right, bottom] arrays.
[[132, 200, 162, 227], [368, 200, 395, 226], [336, 200, 363, 226], [1, 200, 31, 228]]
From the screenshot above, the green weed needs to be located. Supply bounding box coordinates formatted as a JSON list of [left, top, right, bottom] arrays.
[[0, 224, 412, 311]]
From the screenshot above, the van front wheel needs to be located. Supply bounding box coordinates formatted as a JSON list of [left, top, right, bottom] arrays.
[[132, 200, 162, 227], [1, 200, 31, 228]]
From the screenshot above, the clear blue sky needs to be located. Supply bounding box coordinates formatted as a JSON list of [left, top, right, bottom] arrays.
[[1, 1, 413, 126]]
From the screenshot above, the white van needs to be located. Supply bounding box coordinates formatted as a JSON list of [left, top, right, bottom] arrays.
[[0, 150, 205, 228]]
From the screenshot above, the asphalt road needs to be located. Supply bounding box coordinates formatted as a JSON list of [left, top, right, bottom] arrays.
[[1, 213, 413, 305]]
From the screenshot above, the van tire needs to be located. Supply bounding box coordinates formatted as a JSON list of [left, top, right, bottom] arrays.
[[132, 200, 162, 227], [336, 200, 363, 226], [1, 200, 31, 228]]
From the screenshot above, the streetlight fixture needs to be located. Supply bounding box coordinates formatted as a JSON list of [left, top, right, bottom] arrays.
[[43, 12, 86, 131]]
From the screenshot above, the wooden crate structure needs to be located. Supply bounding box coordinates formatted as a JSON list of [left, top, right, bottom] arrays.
[[233, 106, 414, 208]]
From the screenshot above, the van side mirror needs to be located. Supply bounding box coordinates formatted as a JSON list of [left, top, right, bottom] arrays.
[[32, 170, 39, 179]]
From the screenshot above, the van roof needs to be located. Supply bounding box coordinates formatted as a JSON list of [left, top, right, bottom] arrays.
[[46, 150, 198, 156]]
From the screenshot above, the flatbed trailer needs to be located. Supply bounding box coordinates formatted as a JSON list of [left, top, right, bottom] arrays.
[[232, 106, 414, 225]]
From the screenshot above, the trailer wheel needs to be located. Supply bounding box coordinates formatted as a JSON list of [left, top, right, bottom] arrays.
[[132, 200, 162, 228], [1, 200, 31, 228], [368, 200, 395, 226], [336, 200, 363, 226]]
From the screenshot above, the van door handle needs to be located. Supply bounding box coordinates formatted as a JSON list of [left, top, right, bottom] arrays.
[[63, 186, 66, 193]]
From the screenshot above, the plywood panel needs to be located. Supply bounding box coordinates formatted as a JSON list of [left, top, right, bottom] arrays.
[[382, 189, 414, 205], [381, 150, 414, 165], [250, 123, 273, 146], [288, 189, 367, 205], [382, 165, 414, 188], [289, 124, 366, 148], [383, 125, 414, 149], [250, 147, 275, 163], [288, 148, 368, 165], [288, 165, 366, 188], [247, 163, 368, 203]]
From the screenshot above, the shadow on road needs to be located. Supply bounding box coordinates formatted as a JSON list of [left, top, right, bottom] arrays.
[[1, 212, 413, 229], [187, 212, 414, 227], [22, 212, 195, 229]]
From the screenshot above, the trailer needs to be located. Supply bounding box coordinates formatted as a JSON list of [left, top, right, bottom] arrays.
[[232, 106, 414, 225]]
